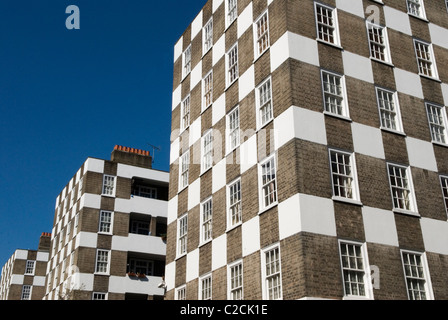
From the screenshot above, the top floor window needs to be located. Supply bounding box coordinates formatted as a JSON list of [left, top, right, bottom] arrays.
[[182, 45, 191, 79], [315, 3, 340, 46], [25, 261, 35, 275], [203, 18, 213, 53], [102, 175, 116, 197], [407, 0, 426, 19], [226, 0, 238, 27], [255, 11, 270, 57], [367, 22, 391, 63]]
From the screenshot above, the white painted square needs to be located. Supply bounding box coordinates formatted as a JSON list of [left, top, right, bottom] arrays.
[[191, 11, 203, 40], [174, 37, 183, 62], [274, 106, 327, 150], [394, 68, 424, 99], [80, 193, 102, 210], [167, 195, 178, 225], [336, 0, 365, 18], [190, 60, 203, 91], [237, 2, 253, 38], [212, 158, 226, 193], [362, 206, 399, 247], [270, 32, 289, 73], [342, 51, 374, 83], [15, 249, 28, 260], [170, 137, 179, 165], [428, 23, 448, 50], [352, 122, 385, 159], [420, 218, 448, 255], [189, 117, 202, 148], [212, 93, 226, 126], [406, 137, 438, 172], [383, 6, 412, 36], [188, 178, 201, 210], [213, 0, 224, 13], [212, 234, 227, 270], [213, 35, 225, 66], [278, 193, 337, 240], [240, 134, 258, 174], [186, 249, 199, 282], [84, 158, 104, 174], [242, 216, 260, 257], [288, 32, 320, 67], [441, 83, 448, 106], [172, 85, 181, 111], [165, 261, 176, 291], [239, 65, 255, 101]]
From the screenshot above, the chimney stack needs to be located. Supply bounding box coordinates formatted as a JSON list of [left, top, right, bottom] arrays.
[[111, 145, 153, 169]]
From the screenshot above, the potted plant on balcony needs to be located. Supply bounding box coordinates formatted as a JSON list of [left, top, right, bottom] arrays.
[[160, 234, 167, 243], [137, 273, 146, 279], [127, 272, 137, 277]]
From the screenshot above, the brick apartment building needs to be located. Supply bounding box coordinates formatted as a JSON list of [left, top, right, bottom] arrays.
[[165, 0, 448, 300], [0, 233, 51, 300], [43, 146, 169, 300]]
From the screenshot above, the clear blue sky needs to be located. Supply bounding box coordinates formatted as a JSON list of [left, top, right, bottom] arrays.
[[0, 0, 206, 267]]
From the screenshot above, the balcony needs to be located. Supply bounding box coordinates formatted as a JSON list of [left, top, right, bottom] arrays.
[[111, 233, 166, 256], [108, 275, 165, 297], [114, 196, 168, 218]]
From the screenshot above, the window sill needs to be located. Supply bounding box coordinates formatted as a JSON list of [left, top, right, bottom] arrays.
[[98, 232, 112, 236], [380, 127, 406, 137], [392, 208, 420, 217], [370, 57, 394, 68], [258, 203, 278, 215], [201, 103, 213, 115], [198, 239, 212, 248], [419, 74, 441, 83], [342, 295, 374, 301], [175, 253, 187, 261], [226, 144, 241, 158], [316, 39, 343, 50], [323, 111, 352, 122], [226, 222, 242, 233], [432, 141, 448, 148], [225, 78, 239, 92], [101, 194, 116, 198], [332, 196, 363, 206], [253, 47, 270, 64], [407, 13, 429, 23], [256, 118, 274, 132], [200, 167, 213, 177]]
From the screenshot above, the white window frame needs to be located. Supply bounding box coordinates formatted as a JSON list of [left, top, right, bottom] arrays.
[[387, 163, 418, 215], [177, 214, 188, 257], [254, 10, 270, 59], [338, 240, 374, 300], [200, 197, 213, 245], [25, 260, 35, 275], [181, 95, 191, 132], [182, 44, 192, 79], [21, 285, 32, 300], [261, 243, 282, 300], [226, 105, 240, 153], [440, 175, 448, 219], [201, 130, 213, 173], [176, 285, 186, 300], [95, 249, 110, 275], [77, 177, 83, 200], [227, 178, 242, 230], [228, 260, 243, 300], [376, 87, 404, 134], [202, 70, 213, 111], [413, 39, 439, 80], [199, 273, 212, 300], [329, 149, 361, 204], [446, 0, 448, 12], [225, 0, 238, 28], [203, 18, 213, 54], [179, 151, 190, 191], [366, 21, 392, 64], [226, 43, 239, 87], [102, 175, 116, 197], [401, 250, 434, 300], [98, 210, 113, 235], [407, 0, 427, 20], [321, 70, 349, 119], [314, 2, 341, 46], [92, 292, 107, 300], [258, 154, 278, 212], [425, 102, 448, 146], [256, 77, 274, 129]]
